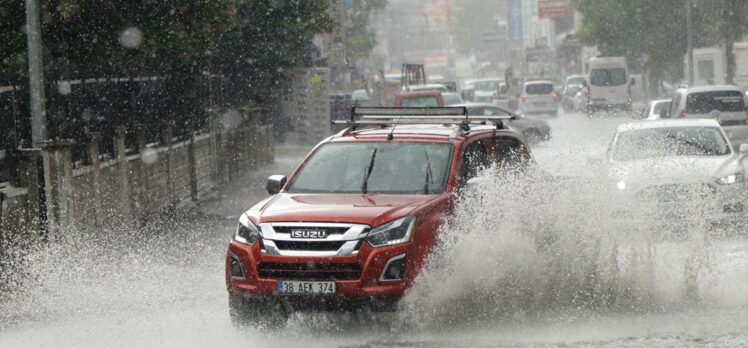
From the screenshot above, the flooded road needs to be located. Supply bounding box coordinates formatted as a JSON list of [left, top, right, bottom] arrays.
[[1, 112, 747, 347]]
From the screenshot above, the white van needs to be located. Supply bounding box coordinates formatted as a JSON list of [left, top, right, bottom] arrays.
[[584, 57, 631, 112]]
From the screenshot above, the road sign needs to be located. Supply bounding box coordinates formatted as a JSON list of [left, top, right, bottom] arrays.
[[538, 0, 568, 18]]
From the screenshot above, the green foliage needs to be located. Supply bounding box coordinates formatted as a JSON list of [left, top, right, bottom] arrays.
[[574, 0, 747, 84], [0, 0, 333, 102], [345, 0, 387, 61]]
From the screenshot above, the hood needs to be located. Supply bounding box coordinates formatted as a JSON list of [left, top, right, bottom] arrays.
[[610, 155, 741, 185], [248, 193, 439, 227]]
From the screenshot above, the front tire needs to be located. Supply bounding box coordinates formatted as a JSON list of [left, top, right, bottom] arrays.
[[229, 294, 288, 329]]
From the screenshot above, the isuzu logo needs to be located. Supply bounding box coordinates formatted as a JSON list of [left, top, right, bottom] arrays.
[[290, 229, 328, 239]]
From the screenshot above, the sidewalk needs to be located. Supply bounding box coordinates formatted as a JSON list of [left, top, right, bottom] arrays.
[[198, 143, 311, 220]]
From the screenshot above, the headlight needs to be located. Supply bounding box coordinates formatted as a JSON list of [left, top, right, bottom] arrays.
[[235, 215, 261, 245], [616, 180, 626, 190], [716, 172, 744, 185], [366, 216, 415, 247]]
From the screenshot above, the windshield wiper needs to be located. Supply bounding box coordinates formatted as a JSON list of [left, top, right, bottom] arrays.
[[423, 149, 433, 194], [361, 148, 377, 194]]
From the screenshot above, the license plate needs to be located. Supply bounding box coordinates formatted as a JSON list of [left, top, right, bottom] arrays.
[[277, 280, 336, 295]]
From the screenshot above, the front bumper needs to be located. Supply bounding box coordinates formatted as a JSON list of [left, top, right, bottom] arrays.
[[609, 182, 748, 235], [225, 240, 411, 303]]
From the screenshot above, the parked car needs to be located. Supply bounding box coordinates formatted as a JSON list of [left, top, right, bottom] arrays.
[[455, 103, 551, 144], [394, 91, 444, 107], [637, 98, 672, 120], [441, 92, 464, 106], [668, 85, 748, 149], [520, 80, 559, 116], [225, 107, 535, 326], [604, 119, 748, 233]]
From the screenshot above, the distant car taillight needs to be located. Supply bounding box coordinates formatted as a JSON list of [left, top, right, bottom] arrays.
[[551, 91, 560, 101], [521, 93, 528, 102], [744, 118, 748, 125], [679, 110, 687, 118]]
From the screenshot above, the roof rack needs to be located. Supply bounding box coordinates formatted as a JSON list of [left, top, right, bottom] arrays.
[[332, 107, 514, 131]]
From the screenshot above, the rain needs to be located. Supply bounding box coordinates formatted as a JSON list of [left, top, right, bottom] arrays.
[[1, 1, 747, 347]]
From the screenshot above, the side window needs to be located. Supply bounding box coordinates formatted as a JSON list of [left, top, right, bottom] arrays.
[[492, 136, 525, 172], [486, 107, 510, 116], [460, 139, 490, 182]]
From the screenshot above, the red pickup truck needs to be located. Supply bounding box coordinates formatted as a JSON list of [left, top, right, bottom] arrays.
[[225, 107, 533, 326]]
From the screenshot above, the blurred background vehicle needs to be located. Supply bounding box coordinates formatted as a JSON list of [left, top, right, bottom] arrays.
[[520, 80, 559, 116], [441, 92, 464, 106], [455, 102, 551, 144], [638, 99, 672, 120], [394, 91, 444, 107], [668, 85, 748, 149]]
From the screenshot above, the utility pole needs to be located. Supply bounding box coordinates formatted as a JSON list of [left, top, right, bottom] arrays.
[[686, 0, 694, 85], [26, 0, 47, 147]]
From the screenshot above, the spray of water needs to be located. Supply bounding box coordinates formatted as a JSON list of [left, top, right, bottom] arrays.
[[397, 165, 722, 330]]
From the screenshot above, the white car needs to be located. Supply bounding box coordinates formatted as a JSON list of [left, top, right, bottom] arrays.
[[605, 119, 748, 234], [668, 85, 748, 149], [520, 80, 559, 116], [637, 98, 672, 120], [441, 92, 464, 106]]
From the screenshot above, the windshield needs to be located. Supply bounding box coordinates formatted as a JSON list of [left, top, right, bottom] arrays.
[[474, 80, 502, 91], [590, 68, 627, 86], [565, 85, 581, 96], [288, 142, 453, 194], [686, 91, 745, 113], [566, 76, 585, 86], [612, 126, 730, 161], [525, 83, 553, 94]]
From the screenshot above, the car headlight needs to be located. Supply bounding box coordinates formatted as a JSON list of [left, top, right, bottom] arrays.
[[616, 180, 626, 190], [235, 215, 261, 245], [716, 172, 744, 185], [366, 216, 415, 247]]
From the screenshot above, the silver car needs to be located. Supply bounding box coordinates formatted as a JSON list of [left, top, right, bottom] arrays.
[[669, 85, 748, 149], [605, 119, 748, 234], [520, 80, 559, 116], [637, 98, 671, 120], [455, 103, 552, 144]]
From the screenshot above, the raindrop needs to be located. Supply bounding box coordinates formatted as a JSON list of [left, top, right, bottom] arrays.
[[119, 27, 144, 49], [221, 109, 242, 130], [57, 81, 72, 95], [141, 149, 158, 165]]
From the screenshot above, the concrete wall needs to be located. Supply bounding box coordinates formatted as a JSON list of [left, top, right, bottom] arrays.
[[0, 107, 274, 242]]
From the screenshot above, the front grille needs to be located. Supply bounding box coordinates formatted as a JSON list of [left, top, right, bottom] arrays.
[[272, 226, 350, 235], [637, 183, 715, 203], [258, 262, 362, 280], [273, 240, 345, 251]]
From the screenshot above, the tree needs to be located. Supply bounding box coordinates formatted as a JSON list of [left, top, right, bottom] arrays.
[[574, 0, 717, 95], [344, 0, 388, 62], [0, 0, 333, 141], [713, 0, 748, 84]]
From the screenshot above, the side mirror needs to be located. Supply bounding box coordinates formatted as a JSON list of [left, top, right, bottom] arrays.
[[266, 175, 287, 195], [740, 143, 748, 154]]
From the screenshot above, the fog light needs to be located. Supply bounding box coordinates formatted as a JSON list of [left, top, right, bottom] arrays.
[[380, 254, 406, 282], [230, 255, 245, 278]]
